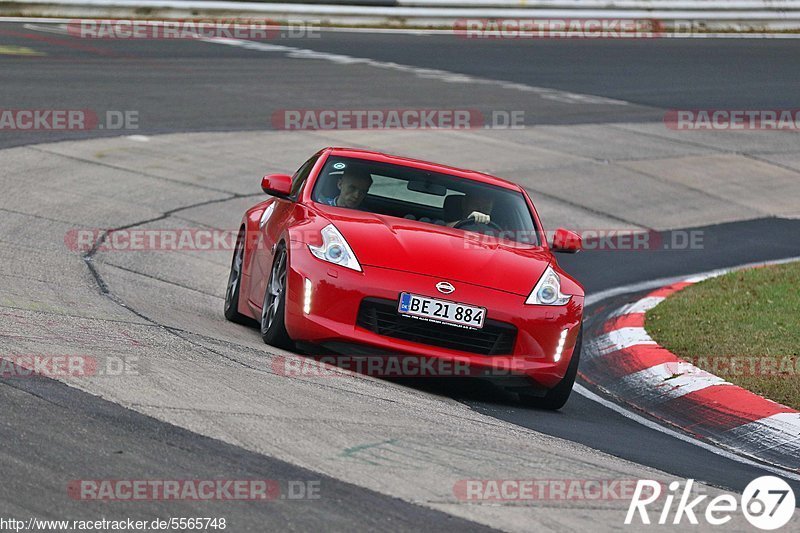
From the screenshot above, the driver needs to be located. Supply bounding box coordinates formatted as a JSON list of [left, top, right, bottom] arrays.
[[448, 193, 494, 227], [320, 169, 373, 209]]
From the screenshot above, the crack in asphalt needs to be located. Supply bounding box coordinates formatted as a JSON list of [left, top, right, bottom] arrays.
[[0, 206, 82, 226], [71, 189, 437, 406], [741, 152, 800, 176], [104, 262, 223, 299], [79, 191, 271, 373]]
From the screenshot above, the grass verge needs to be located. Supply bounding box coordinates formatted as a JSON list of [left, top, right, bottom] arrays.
[[646, 261, 800, 410]]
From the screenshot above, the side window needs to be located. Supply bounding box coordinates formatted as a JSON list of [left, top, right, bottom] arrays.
[[289, 154, 320, 199]]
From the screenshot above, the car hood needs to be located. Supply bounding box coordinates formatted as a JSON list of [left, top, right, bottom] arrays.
[[318, 207, 550, 296]]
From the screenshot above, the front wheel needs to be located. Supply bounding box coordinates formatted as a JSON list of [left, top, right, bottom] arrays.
[[260, 243, 293, 349], [224, 228, 251, 325], [520, 326, 582, 410]]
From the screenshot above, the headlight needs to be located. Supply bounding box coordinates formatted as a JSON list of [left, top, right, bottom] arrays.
[[308, 224, 362, 272], [525, 265, 571, 306]]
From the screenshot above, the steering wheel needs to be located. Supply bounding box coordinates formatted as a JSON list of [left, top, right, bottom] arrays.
[[453, 218, 503, 232]]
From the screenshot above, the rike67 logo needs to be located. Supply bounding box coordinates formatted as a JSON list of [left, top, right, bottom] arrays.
[[626, 477, 796, 530]]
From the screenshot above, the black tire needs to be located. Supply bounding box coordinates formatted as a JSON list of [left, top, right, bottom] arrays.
[[520, 325, 583, 410], [260, 243, 293, 349], [224, 227, 252, 325]]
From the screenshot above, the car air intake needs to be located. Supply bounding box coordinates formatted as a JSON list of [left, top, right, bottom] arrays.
[[357, 298, 517, 355]]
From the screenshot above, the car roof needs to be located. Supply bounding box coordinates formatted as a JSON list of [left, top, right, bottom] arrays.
[[326, 147, 522, 192]]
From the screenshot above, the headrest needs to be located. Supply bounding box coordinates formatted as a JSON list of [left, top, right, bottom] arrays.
[[443, 194, 465, 221]]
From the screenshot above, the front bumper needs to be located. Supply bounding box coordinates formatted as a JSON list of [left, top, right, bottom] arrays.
[[284, 243, 583, 389]]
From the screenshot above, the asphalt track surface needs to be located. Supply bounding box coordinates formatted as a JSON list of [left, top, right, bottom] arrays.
[[3, 24, 800, 147], [2, 22, 800, 530]]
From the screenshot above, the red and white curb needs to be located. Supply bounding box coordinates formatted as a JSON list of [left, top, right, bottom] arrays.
[[582, 269, 800, 473]]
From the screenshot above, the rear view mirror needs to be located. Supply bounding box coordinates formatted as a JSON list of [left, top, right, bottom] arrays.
[[407, 180, 447, 196], [261, 174, 292, 198], [552, 228, 581, 253]]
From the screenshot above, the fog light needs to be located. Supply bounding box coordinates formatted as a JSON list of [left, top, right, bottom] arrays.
[[554, 329, 568, 362], [303, 278, 313, 315]]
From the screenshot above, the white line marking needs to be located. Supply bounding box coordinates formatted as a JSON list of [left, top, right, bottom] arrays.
[[595, 326, 656, 353], [198, 36, 631, 105], [621, 362, 730, 399], [683, 271, 725, 283], [22, 22, 70, 35], [574, 383, 800, 482], [611, 295, 666, 316]]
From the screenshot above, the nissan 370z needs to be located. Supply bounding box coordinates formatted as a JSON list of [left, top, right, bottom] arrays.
[[225, 147, 584, 409]]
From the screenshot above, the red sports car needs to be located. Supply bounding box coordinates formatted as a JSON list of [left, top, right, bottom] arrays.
[[225, 147, 584, 409]]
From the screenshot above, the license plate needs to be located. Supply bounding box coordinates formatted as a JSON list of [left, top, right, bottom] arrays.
[[398, 292, 486, 329]]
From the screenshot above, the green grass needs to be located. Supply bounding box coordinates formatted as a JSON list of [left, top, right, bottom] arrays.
[[646, 261, 800, 410]]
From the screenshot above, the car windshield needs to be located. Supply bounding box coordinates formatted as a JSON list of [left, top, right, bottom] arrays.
[[311, 156, 539, 245]]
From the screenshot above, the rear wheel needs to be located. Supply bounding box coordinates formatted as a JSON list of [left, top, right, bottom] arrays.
[[224, 228, 251, 325], [260, 243, 293, 349], [520, 326, 582, 410]]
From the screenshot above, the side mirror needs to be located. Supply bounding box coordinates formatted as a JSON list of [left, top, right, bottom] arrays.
[[261, 174, 292, 198], [551, 228, 581, 253]]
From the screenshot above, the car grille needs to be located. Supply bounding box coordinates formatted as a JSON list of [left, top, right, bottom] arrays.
[[357, 298, 517, 355]]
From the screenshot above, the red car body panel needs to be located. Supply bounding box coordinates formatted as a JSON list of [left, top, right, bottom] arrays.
[[235, 147, 584, 389]]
